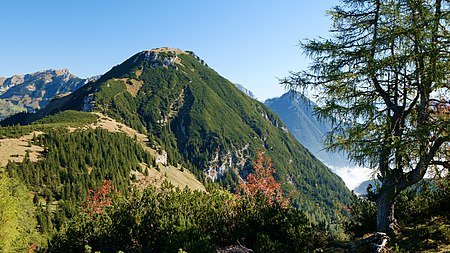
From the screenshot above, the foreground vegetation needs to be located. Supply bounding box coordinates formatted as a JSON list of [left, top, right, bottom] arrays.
[[2, 164, 449, 252], [46, 182, 314, 253], [342, 177, 450, 252], [0, 148, 318, 253], [0, 175, 43, 252]]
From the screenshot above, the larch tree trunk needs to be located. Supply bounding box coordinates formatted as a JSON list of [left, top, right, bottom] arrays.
[[376, 185, 397, 233]]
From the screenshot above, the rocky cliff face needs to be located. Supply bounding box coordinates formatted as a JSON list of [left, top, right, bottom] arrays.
[[0, 69, 99, 119], [0, 75, 24, 94]]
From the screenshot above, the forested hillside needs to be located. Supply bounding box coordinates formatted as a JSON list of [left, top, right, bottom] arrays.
[[0, 113, 319, 252], [2, 48, 351, 225], [5, 126, 153, 233]]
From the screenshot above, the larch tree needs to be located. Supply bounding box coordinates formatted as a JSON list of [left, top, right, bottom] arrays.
[[283, 0, 450, 233]]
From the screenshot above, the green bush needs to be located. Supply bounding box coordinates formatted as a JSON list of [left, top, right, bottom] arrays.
[[344, 194, 377, 237], [0, 174, 44, 252], [396, 178, 450, 225], [345, 177, 450, 241]]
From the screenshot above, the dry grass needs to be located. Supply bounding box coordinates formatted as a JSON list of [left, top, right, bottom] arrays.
[[0, 131, 44, 167], [155, 164, 205, 191], [113, 78, 144, 97], [135, 68, 143, 78], [132, 163, 205, 192], [89, 113, 149, 142]]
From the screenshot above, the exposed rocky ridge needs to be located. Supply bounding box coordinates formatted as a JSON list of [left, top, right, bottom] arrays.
[[139, 50, 180, 69], [0, 69, 99, 119]]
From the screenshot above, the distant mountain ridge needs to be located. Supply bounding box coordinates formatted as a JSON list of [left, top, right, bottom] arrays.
[[265, 91, 352, 168], [0, 69, 98, 119], [2, 48, 351, 222], [234, 83, 257, 99]]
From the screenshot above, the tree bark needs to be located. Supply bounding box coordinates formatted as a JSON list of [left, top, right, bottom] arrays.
[[376, 185, 397, 234]]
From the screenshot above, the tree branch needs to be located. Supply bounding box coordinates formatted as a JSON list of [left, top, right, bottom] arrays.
[[402, 136, 450, 189], [430, 160, 450, 169]]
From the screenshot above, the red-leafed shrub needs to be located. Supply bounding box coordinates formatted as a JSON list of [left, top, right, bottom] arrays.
[[237, 151, 289, 207], [82, 180, 119, 217]]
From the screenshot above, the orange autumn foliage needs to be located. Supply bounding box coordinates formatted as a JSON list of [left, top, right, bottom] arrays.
[[82, 180, 119, 216], [237, 151, 289, 207]]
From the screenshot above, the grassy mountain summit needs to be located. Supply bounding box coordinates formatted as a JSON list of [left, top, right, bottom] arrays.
[[2, 48, 350, 222]]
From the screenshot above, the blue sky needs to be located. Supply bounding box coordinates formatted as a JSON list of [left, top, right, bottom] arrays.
[[0, 0, 338, 101]]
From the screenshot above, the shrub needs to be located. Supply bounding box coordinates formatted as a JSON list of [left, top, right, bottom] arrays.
[[45, 181, 314, 253], [344, 194, 377, 238]]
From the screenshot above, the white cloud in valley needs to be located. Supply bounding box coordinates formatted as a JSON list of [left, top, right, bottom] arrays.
[[327, 165, 373, 192]]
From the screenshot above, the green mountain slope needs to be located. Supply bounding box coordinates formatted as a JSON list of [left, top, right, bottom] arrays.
[[1, 48, 351, 222]]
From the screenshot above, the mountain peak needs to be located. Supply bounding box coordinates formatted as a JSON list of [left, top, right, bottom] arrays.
[[136, 49, 183, 68], [145, 47, 187, 55], [54, 68, 73, 77], [106, 48, 209, 78], [26, 69, 77, 82], [265, 91, 352, 169]]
